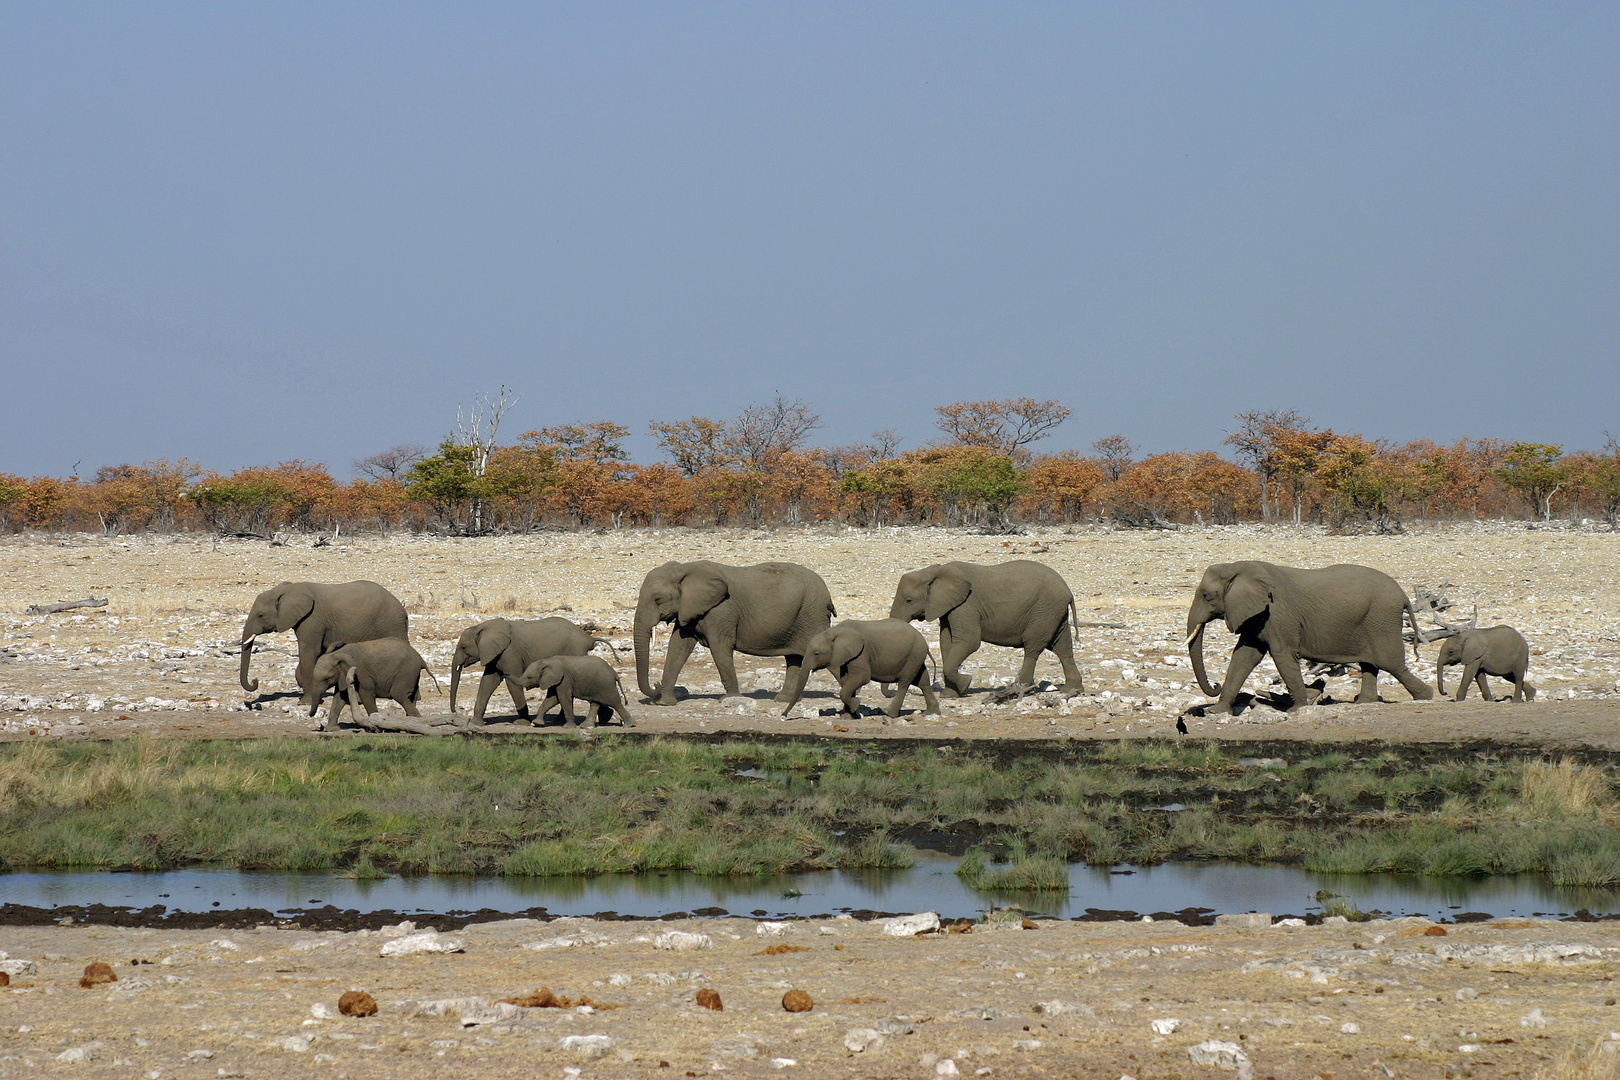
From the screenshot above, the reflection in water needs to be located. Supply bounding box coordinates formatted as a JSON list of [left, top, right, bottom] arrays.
[[2, 856, 1613, 922]]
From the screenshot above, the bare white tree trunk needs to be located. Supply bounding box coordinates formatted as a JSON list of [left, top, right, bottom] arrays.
[[455, 386, 519, 533]]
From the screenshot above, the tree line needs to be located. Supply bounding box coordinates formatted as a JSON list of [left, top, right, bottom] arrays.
[[2, 396, 1617, 536]]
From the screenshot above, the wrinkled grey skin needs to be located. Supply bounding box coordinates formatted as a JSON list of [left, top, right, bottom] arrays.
[[305, 638, 436, 731], [779, 618, 941, 720], [1185, 561, 1433, 714], [449, 617, 614, 724], [239, 581, 407, 694], [889, 560, 1083, 698], [1436, 626, 1535, 702], [633, 561, 835, 706], [517, 655, 634, 728]]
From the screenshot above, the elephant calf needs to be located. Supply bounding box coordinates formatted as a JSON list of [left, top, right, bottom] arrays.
[[1436, 626, 1535, 702], [517, 655, 635, 728], [779, 618, 941, 720], [305, 639, 438, 731]]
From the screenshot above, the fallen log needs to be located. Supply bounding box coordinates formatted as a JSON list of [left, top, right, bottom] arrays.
[[25, 597, 108, 616]]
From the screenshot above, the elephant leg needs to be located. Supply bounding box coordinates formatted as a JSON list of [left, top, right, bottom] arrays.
[[1208, 644, 1265, 714], [887, 660, 923, 718], [775, 654, 805, 703], [1389, 661, 1436, 701], [939, 625, 980, 698], [473, 670, 503, 723], [401, 693, 421, 717], [1519, 679, 1536, 702], [584, 702, 601, 728], [709, 639, 743, 698], [1270, 650, 1315, 712], [656, 630, 699, 705], [506, 678, 531, 721], [1049, 623, 1085, 696], [535, 693, 560, 724], [1469, 664, 1493, 702], [915, 667, 942, 715], [838, 675, 863, 717], [1355, 665, 1381, 704], [359, 688, 379, 715]]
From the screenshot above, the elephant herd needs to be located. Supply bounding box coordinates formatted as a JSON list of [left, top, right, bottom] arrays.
[[236, 555, 1535, 733]]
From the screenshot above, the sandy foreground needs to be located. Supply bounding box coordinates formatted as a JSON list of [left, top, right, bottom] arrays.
[[0, 520, 1615, 745], [2, 522, 1619, 1078]]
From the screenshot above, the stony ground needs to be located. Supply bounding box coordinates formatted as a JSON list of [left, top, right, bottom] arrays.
[[2, 911, 1617, 1079], [0, 521, 1615, 746], [2, 522, 1619, 1078]]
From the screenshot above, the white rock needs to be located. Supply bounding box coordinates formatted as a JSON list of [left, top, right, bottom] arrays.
[[208, 938, 242, 951], [1455, 987, 1479, 1002], [184, 1049, 213, 1060], [380, 930, 465, 957], [461, 1003, 521, 1026], [608, 973, 632, 986], [1214, 913, 1272, 928], [269, 1035, 311, 1052], [310, 1002, 337, 1020], [1035, 1000, 1095, 1018], [882, 911, 941, 936], [1341, 1022, 1361, 1034], [559, 1034, 613, 1057], [0, 959, 37, 977], [55, 1045, 98, 1064], [770, 1058, 797, 1068], [1276, 918, 1307, 927], [1151, 1018, 1181, 1034], [844, 1027, 886, 1053], [757, 922, 792, 937], [1189, 1040, 1254, 1080], [413, 997, 490, 1017], [1521, 1008, 1548, 1028], [652, 930, 712, 951], [936, 1060, 960, 1076]]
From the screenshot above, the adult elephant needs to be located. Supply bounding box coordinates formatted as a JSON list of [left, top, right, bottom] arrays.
[[1184, 561, 1432, 715], [238, 580, 408, 694], [449, 617, 615, 724], [889, 560, 1084, 697], [633, 561, 835, 706]]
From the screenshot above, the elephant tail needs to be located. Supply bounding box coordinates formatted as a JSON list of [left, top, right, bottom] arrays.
[[1404, 597, 1428, 660], [422, 664, 443, 695], [590, 636, 621, 660]]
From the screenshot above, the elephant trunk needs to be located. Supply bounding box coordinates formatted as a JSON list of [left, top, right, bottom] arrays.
[[779, 663, 813, 717], [633, 601, 661, 698], [1186, 617, 1222, 698], [239, 634, 258, 692], [1435, 656, 1446, 697], [449, 659, 463, 712]]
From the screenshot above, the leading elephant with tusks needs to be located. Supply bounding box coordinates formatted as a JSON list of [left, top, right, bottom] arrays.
[[239, 580, 408, 694], [1184, 561, 1432, 718], [633, 561, 836, 705]]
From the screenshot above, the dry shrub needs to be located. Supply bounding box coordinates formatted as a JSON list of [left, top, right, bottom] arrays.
[[755, 944, 810, 956], [1522, 758, 1614, 818], [500, 986, 619, 1010], [695, 988, 722, 1011], [79, 962, 117, 988], [1532, 1043, 1620, 1080]]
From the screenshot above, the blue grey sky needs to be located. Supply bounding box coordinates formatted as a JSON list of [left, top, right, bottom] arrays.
[[3, 2, 1616, 477]]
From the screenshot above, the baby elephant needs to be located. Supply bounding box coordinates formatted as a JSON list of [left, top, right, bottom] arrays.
[[1436, 626, 1535, 702], [517, 655, 635, 728], [779, 618, 940, 720], [306, 639, 438, 730]]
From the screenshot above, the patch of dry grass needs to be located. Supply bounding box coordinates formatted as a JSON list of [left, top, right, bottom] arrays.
[[1522, 757, 1615, 818]]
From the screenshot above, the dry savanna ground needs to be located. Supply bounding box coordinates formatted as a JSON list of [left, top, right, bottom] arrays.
[[2, 523, 1620, 1079], [0, 521, 1615, 746]]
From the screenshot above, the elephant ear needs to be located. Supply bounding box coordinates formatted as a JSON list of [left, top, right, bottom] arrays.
[[275, 585, 316, 630], [924, 567, 972, 621], [1223, 572, 1273, 632], [323, 640, 347, 655], [473, 620, 512, 664], [830, 631, 865, 670], [676, 569, 729, 626]]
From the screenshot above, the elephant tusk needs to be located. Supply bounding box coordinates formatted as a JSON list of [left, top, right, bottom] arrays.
[[1184, 626, 1203, 648]]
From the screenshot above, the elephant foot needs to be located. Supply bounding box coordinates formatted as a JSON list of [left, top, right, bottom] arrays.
[[1353, 693, 1380, 705], [515, 707, 531, 720]]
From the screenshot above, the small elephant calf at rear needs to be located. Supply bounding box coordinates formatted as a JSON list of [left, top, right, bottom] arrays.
[[517, 655, 635, 728], [1436, 626, 1535, 702], [305, 639, 437, 731], [779, 618, 941, 720]]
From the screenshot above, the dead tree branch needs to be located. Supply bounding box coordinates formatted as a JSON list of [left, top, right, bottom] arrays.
[[25, 597, 108, 616]]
